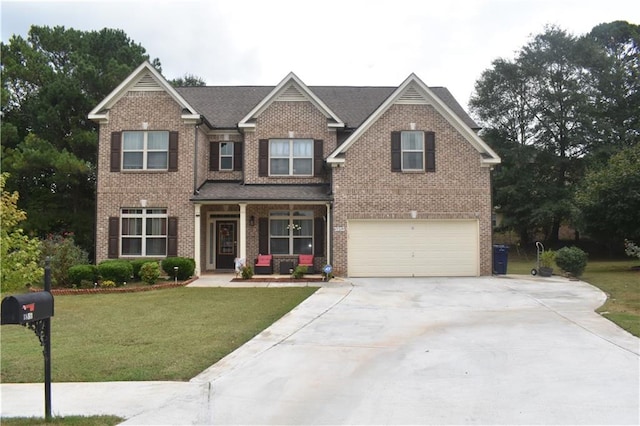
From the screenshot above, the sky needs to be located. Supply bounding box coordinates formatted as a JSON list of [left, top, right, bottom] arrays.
[[1, 0, 639, 111]]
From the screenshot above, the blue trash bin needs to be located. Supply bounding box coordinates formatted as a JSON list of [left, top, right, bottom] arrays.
[[493, 245, 509, 275]]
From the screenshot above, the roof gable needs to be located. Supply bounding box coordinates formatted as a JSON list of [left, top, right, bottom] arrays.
[[238, 72, 344, 129], [327, 73, 500, 167], [88, 61, 200, 123]]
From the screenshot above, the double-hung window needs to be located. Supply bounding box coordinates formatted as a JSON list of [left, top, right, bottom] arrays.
[[122, 131, 169, 170], [401, 131, 424, 171], [269, 210, 313, 254], [270, 139, 313, 176], [121, 208, 168, 256], [219, 142, 234, 170]]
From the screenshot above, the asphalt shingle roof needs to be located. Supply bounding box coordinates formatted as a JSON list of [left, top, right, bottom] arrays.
[[176, 85, 479, 130], [192, 182, 332, 202]]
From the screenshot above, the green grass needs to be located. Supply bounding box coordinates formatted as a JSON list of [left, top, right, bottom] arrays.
[[1, 287, 317, 383], [0, 416, 123, 426], [507, 256, 640, 336]]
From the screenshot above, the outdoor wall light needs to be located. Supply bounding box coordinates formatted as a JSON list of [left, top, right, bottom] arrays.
[[140, 199, 147, 207], [410, 210, 418, 219], [249, 215, 255, 226]]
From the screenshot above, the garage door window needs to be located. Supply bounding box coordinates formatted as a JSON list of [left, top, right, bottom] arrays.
[[269, 210, 313, 254]]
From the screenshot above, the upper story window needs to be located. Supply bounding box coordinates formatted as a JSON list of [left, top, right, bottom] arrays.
[[121, 208, 167, 256], [122, 131, 169, 170], [391, 131, 435, 173], [219, 142, 234, 170], [269, 139, 313, 176], [401, 131, 424, 171]]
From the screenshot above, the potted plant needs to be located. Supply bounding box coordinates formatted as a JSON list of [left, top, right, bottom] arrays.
[[539, 250, 556, 277]]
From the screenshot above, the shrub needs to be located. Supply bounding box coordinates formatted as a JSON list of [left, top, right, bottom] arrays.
[[98, 260, 133, 286], [624, 240, 640, 260], [140, 261, 161, 285], [100, 280, 116, 288], [129, 258, 161, 280], [292, 265, 307, 279], [539, 250, 556, 268], [68, 264, 98, 287], [555, 246, 588, 277], [40, 233, 89, 287], [241, 265, 254, 279], [161, 257, 195, 280]]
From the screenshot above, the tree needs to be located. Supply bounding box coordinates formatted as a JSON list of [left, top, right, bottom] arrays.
[[1, 26, 161, 257], [0, 173, 43, 293], [471, 22, 639, 245], [170, 73, 206, 87], [576, 144, 640, 244]]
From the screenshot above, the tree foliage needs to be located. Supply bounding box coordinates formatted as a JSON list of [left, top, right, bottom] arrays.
[[0, 173, 43, 293], [471, 21, 640, 246], [170, 73, 206, 87], [1, 26, 161, 257]]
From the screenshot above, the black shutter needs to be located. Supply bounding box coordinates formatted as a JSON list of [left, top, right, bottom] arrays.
[[108, 217, 119, 258], [314, 217, 325, 257], [234, 141, 243, 171], [314, 139, 324, 177], [425, 132, 436, 172], [258, 139, 269, 176], [391, 131, 401, 172], [110, 132, 121, 172], [168, 131, 179, 172], [258, 217, 269, 254], [167, 217, 178, 256], [209, 142, 219, 171]]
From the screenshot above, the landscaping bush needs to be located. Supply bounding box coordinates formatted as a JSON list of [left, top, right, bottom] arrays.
[[40, 232, 89, 287], [140, 261, 161, 285], [98, 260, 133, 285], [161, 257, 195, 280], [68, 264, 98, 287], [241, 265, 254, 280], [129, 258, 161, 280], [555, 246, 588, 277], [100, 280, 116, 288], [292, 265, 307, 279]]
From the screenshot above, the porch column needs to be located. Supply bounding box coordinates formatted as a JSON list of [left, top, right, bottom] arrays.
[[239, 203, 247, 261], [194, 204, 201, 276], [326, 203, 331, 267]]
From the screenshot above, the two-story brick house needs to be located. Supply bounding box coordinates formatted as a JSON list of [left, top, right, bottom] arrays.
[[89, 62, 500, 277]]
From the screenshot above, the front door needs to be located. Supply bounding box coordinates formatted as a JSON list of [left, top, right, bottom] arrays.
[[216, 221, 237, 270]]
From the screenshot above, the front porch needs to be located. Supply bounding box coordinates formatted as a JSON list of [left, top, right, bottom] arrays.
[[191, 181, 332, 276]]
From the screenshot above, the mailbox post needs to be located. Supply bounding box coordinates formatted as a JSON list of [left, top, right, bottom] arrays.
[[1, 260, 54, 421]]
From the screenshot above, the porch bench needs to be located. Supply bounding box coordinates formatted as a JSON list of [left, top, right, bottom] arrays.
[[254, 254, 273, 275]]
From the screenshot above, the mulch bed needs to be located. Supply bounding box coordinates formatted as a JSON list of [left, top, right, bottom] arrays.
[[231, 277, 325, 282], [31, 277, 197, 295]]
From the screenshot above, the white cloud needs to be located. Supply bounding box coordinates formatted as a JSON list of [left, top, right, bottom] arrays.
[[1, 0, 639, 109]]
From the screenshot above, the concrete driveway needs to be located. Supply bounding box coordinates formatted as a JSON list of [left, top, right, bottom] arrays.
[[2, 276, 639, 424]]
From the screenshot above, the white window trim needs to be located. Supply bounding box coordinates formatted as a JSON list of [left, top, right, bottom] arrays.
[[401, 131, 425, 172], [219, 142, 234, 171], [269, 210, 314, 255], [122, 131, 169, 171], [269, 139, 313, 176], [121, 208, 168, 257]]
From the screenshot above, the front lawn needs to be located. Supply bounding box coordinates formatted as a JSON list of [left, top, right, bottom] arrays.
[[1, 287, 317, 383], [507, 257, 640, 337]]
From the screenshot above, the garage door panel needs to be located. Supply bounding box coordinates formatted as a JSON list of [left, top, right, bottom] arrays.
[[348, 220, 478, 277]]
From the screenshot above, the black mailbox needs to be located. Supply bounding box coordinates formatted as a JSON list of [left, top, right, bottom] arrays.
[[1, 292, 54, 325]]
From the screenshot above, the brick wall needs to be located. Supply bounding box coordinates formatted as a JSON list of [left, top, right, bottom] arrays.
[[331, 103, 494, 276], [95, 91, 196, 263]]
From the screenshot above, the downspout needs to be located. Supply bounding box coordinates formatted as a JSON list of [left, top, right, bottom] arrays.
[[193, 120, 201, 194]]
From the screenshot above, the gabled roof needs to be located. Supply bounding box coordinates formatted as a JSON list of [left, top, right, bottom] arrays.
[[88, 61, 200, 123], [326, 74, 500, 167], [237, 72, 345, 129]]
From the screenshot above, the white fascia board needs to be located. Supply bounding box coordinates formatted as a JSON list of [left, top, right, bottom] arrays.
[[327, 73, 501, 164], [238, 72, 344, 128], [88, 61, 200, 121]]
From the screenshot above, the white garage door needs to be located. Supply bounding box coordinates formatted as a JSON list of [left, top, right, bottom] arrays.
[[347, 220, 479, 277]]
